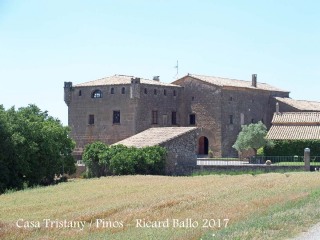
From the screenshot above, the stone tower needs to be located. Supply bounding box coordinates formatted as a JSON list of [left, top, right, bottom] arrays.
[[64, 82, 73, 106]]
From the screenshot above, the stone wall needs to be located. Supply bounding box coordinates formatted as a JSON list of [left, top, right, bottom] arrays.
[[269, 97, 299, 113], [177, 165, 305, 176], [135, 83, 182, 133], [66, 84, 138, 150], [220, 88, 284, 157], [160, 128, 198, 175], [174, 76, 223, 157]]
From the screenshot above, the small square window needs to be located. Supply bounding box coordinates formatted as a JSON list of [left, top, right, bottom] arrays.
[[152, 110, 158, 124], [88, 115, 94, 125], [189, 114, 196, 125], [172, 111, 177, 125], [229, 115, 233, 124], [113, 111, 120, 124]]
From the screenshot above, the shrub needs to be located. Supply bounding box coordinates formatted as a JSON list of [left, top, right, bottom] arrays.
[[83, 142, 167, 177], [82, 141, 110, 177], [264, 140, 320, 156]]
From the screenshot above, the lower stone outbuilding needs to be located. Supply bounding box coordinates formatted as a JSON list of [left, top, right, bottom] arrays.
[[114, 127, 198, 175]]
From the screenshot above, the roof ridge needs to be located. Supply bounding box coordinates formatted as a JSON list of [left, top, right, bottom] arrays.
[[188, 73, 270, 85], [275, 97, 320, 105]]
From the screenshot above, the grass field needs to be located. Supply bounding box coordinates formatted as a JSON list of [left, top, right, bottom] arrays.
[[1, 173, 320, 240]]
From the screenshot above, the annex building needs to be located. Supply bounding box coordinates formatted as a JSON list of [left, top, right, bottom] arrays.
[[64, 73, 320, 161]]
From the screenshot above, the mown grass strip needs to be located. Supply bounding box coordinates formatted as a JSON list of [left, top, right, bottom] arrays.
[[201, 189, 320, 240]]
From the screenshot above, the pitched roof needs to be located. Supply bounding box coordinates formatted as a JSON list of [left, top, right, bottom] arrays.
[[267, 112, 320, 140], [174, 74, 288, 92], [75, 74, 180, 87], [275, 97, 320, 111], [113, 127, 198, 148], [267, 125, 320, 140], [272, 112, 320, 124]]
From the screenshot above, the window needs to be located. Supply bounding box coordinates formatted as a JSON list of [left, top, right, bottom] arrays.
[[144, 88, 147, 94], [172, 111, 177, 125], [79, 90, 82, 96], [229, 96, 233, 101], [111, 88, 114, 94], [113, 111, 120, 124], [162, 114, 168, 125], [240, 113, 245, 125], [121, 87, 125, 94], [189, 114, 196, 125], [164, 89, 167, 96], [251, 118, 255, 123], [154, 89, 157, 95], [92, 90, 102, 98], [173, 90, 176, 96], [152, 110, 158, 124], [88, 115, 94, 125], [229, 115, 233, 124], [192, 96, 195, 101]]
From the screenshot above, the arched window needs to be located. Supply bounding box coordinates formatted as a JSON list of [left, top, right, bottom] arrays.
[[173, 90, 176, 96], [91, 89, 102, 98], [111, 88, 114, 94], [121, 87, 125, 94], [144, 88, 147, 94]]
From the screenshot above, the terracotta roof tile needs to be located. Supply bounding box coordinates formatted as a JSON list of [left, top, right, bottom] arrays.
[[181, 74, 288, 92], [272, 112, 320, 124], [75, 74, 180, 87], [268, 112, 320, 140], [113, 127, 198, 148], [275, 97, 320, 111], [267, 125, 320, 140]]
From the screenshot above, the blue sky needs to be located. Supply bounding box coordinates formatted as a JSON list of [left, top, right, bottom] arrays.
[[1, 0, 319, 125]]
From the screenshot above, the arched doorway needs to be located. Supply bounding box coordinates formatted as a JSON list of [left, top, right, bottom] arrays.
[[198, 136, 209, 155]]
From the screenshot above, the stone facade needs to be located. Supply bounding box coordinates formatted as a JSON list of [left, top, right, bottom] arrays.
[[172, 74, 289, 157], [64, 73, 306, 159], [64, 75, 181, 159]]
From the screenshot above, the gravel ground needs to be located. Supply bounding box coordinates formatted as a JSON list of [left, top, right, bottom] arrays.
[[293, 223, 320, 240]]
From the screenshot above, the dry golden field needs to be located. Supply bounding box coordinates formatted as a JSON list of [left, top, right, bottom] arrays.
[[1, 173, 320, 240]]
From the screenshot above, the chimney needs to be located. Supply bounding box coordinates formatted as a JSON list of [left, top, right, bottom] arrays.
[[276, 102, 280, 114], [153, 76, 160, 81], [252, 74, 257, 87]]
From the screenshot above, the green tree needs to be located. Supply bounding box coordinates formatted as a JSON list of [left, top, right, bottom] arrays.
[[0, 104, 75, 192], [233, 121, 273, 156], [0, 105, 16, 192]]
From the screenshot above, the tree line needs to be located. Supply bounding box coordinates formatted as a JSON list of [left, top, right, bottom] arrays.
[[0, 104, 75, 193]]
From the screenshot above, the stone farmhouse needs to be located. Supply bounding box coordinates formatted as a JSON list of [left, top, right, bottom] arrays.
[[64, 73, 319, 161]]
